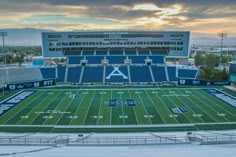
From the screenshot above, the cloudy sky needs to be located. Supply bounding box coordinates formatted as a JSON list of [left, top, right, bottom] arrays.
[[0, 0, 236, 37]]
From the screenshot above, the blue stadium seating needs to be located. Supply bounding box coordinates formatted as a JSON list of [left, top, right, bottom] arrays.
[[68, 56, 84, 64], [149, 56, 165, 64], [86, 56, 104, 64], [167, 66, 177, 81], [125, 49, 137, 55], [105, 66, 129, 83], [151, 66, 167, 82], [67, 66, 82, 83], [83, 50, 94, 55], [151, 50, 168, 55], [138, 49, 150, 55], [107, 56, 126, 64], [81, 66, 103, 83], [64, 51, 82, 56], [57, 65, 66, 82], [178, 68, 198, 78], [130, 66, 152, 82], [109, 50, 123, 55], [40, 67, 56, 79], [96, 49, 108, 55], [128, 56, 147, 64]]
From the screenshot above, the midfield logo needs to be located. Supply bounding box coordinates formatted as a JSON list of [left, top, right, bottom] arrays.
[[106, 67, 128, 79]]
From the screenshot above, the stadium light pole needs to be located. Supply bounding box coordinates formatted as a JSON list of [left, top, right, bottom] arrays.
[[0, 32, 7, 65], [218, 33, 227, 65]]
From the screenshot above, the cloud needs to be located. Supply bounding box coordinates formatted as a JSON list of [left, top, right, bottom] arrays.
[[0, 0, 236, 37]]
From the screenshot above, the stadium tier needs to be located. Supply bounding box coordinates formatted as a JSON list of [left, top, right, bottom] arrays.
[[130, 65, 153, 83], [56, 65, 66, 82], [167, 66, 177, 81], [39, 31, 199, 84], [151, 66, 168, 82], [81, 66, 104, 83], [178, 68, 198, 79], [40, 67, 56, 79], [67, 66, 82, 83], [68, 56, 84, 64]]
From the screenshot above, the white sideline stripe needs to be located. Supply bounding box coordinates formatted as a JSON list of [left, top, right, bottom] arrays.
[[37, 87, 210, 91], [0, 90, 24, 104], [1, 122, 236, 128]]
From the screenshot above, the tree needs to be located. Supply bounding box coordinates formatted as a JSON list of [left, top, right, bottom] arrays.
[[205, 54, 218, 69], [194, 53, 205, 66]]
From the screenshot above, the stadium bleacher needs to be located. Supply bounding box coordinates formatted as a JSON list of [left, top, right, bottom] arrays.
[[107, 56, 126, 64], [82, 50, 95, 56], [57, 65, 66, 82], [167, 66, 177, 81], [67, 66, 82, 83], [125, 49, 137, 55], [81, 66, 103, 83], [68, 56, 84, 64], [37, 48, 199, 84], [130, 65, 152, 83], [86, 56, 104, 64], [178, 68, 198, 79], [95, 49, 108, 55], [151, 66, 167, 82], [40, 67, 56, 79], [105, 66, 129, 83], [128, 56, 147, 64], [148, 56, 165, 64], [109, 49, 124, 55], [138, 49, 150, 55]]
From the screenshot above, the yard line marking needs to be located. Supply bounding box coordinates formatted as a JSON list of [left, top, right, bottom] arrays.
[[173, 89, 205, 123], [144, 90, 167, 124], [195, 90, 231, 121], [68, 90, 87, 125], [198, 89, 236, 119], [46, 90, 81, 125], [110, 90, 112, 125], [190, 90, 224, 122], [82, 90, 96, 125], [151, 90, 179, 124], [159, 89, 194, 124], [176, 89, 217, 123], [136, 89, 153, 125], [2, 91, 45, 125], [23, 91, 63, 125], [41, 92, 70, 125], [119, 90, 126, 125], [96, 90, 105, 125], [127, 90, 139, 125]]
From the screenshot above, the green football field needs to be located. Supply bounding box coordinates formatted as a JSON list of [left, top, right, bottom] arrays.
[[0, 87, 236, 133]]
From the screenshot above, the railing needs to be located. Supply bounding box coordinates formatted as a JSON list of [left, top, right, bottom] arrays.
[[0, 135, 189, 146], [0, 133, 235, 146]]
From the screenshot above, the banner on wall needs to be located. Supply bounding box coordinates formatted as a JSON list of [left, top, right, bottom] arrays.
[[178, 78, 230, 86], [4, 79, 56, 91]]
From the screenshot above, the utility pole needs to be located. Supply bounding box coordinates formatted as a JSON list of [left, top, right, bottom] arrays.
[[0, 32, 7, 65], [218, 33, 227, 65]]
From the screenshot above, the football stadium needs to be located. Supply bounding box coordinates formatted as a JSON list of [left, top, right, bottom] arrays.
[[0, 31, 236, 148]]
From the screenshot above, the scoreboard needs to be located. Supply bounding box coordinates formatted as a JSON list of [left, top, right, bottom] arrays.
[[229, 62, 236, 83]]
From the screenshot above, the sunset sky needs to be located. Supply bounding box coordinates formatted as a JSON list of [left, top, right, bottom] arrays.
[[0, 0, 236, 37]]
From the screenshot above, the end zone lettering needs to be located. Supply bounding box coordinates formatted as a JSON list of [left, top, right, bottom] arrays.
[[0, 91, 35, 116]]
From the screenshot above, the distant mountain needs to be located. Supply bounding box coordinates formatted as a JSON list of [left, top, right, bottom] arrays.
[[0, 28, 52, 46], [0, 28, 235, 46], [190, 37, 236, 46]]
